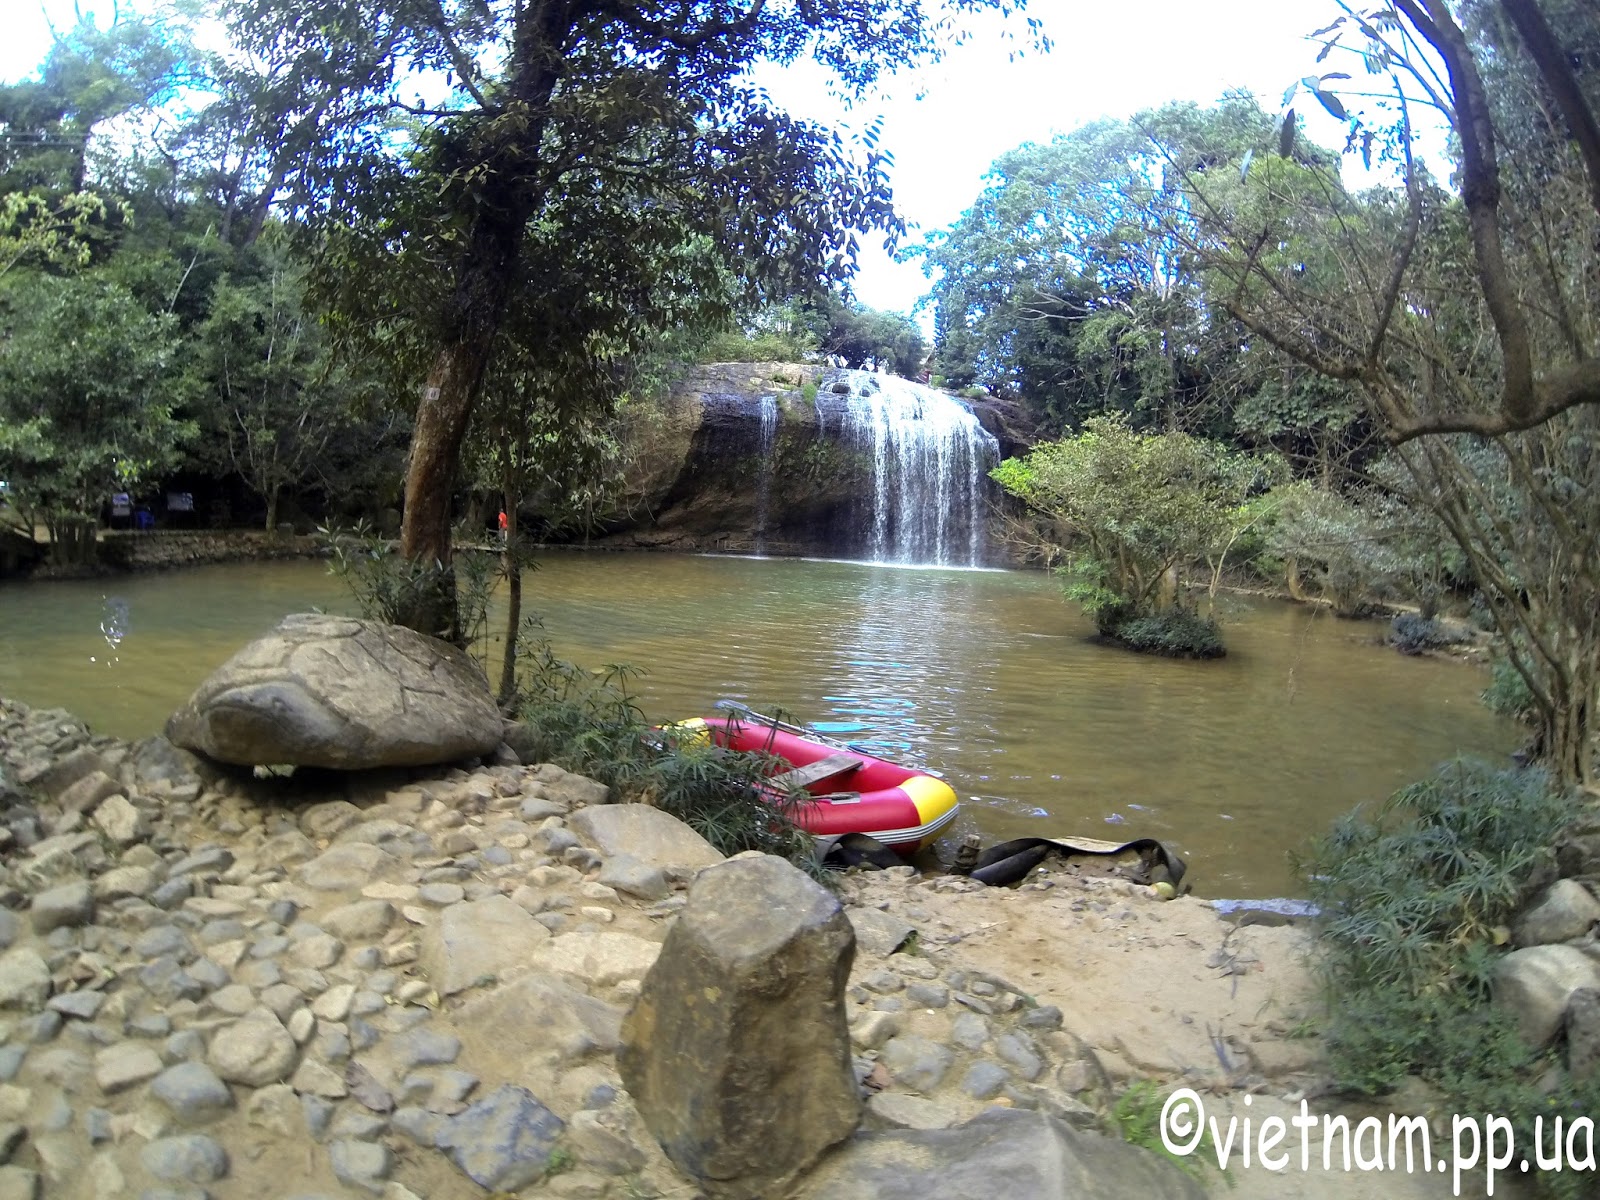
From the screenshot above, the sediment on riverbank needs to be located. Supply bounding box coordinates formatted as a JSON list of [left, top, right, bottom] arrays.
[[0, 692, 1507, 1199]]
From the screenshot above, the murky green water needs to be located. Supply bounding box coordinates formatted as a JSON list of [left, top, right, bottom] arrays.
[[0, 552, 1515, 896]]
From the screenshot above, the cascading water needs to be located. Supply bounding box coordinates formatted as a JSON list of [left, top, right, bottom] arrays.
[[829, 371, 1000, 567], [752, 393, 779, 555]]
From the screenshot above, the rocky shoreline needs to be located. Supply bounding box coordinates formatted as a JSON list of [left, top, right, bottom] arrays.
[[0, 691, 1520, 1199]]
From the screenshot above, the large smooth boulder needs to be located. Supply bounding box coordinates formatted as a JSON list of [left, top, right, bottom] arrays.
[[1493, 944, 1600, 1047], [619, 854, 859, 1199], [166, 614, 501, 769], [795, 1108, 1206, 1200], [1514, 879, 1600, 947]]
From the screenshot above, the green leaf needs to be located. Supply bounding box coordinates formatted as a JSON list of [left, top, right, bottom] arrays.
[[1312, 89, 1348, 121], [1278, 109, 1297, 157]]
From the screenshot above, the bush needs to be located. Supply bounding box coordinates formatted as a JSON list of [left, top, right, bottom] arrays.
[[696, 329, 816, 364], [1388, 613, 1464, 656], [1301, 759, 1591, 1197], [1483, 656, 1538, 724], [1108, 608, 1226, 658], [509, 628, 818, 867], [318, 521, 500, 651]]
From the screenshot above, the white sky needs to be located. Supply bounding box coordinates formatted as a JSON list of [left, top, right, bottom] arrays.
[[5, 0, 1386, 316]]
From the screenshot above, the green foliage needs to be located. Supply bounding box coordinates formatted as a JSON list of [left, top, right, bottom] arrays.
[[1264, 482, 1415, 618], [1107, 1081, 1209, 1181], [509, 631, 816, 866], [319, 523, 499, 652], [915, 94, 1302, 435], [698, 328, 819, 364], [817, 296, 926, 377], [1387, 614, 1464, 656], [1483, 657, 1538, 725], [0, 192, 125, 277], [1308, 760, 1575, 995], [1110, 608, 1225, 658], [1299, 759, 1600, 1195], [993, 415, 1276, 633], [189, 237, 377, 529], [0, 270, 192, 563]]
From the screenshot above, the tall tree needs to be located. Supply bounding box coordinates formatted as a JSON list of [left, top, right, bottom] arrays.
[[189, 236, 369, 530], [223, 0, 1041, 639], [917, 96, 1287, 435], [0, 272, 194, 565]]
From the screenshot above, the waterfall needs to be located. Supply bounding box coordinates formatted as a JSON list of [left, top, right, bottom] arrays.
[[833, 371, 999, 567], [753, 393, 779, 555]]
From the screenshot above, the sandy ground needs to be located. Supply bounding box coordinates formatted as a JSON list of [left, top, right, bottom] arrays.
[[842, 868, 1535, 1200]]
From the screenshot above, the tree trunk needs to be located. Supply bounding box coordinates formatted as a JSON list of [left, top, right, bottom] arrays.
[[497, 480, 521, 709], [1285, 556, 1309, 603], [396, 332, 498, 642], [47, 517, 97, 567], [265, 485, 280, 535]]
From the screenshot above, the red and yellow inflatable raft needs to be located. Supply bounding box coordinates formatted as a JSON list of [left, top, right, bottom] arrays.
[[675, 712, 960, 855]]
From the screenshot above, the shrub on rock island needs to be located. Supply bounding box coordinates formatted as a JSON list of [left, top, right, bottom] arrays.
[[991, 416, 1282, 659], [1106, 608, 1225, 660]]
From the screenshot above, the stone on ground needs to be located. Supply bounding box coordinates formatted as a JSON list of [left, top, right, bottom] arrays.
[[451, 974, 623, 1068], [208, 1012, 298, 1086], [150, 1062, 234, 1125], [1514, 879, 1600, 947], [619, 853, 859, 1199], [531, 932, 660, 989], [435, 1083, 565, 1192], [796, 1108, 1205, 1200], [0, 950, 50, 1011], [421, 894, 551, 996], [849, 908, 916, 958], [165, 613, 502, 769], [1566, 987, 1600, 1082], [1493, 944, 1600, 1047], [566, 805, 723, 871]]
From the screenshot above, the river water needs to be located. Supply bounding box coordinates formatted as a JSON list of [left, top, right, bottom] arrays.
[[0, 552, 1514, 897]]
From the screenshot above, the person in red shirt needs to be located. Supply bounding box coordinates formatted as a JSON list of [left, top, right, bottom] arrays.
[[497, 510, 508, 542]]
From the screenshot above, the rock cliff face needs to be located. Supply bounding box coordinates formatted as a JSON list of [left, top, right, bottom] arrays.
[[586, 363, 1002, 565]]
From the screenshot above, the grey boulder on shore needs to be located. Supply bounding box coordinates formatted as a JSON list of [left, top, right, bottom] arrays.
[[796, 1107, 1207, 1200], [166, 613, 503, 769]]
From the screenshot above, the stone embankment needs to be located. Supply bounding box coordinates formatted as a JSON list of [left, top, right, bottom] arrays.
[[23, 531, 324, 580], [1, 691, 1515, 1200]]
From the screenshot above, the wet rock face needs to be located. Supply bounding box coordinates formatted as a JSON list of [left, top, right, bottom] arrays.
[[619, 854, 861, 1198], [165, 614, 502, 769], [584, 362, 1003, 563]]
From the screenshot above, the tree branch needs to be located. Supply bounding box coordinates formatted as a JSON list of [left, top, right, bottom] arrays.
[[1221, 299, 1365, 383], [1386, 358, 1600, 442], [424, 0, 494, 112], [1368, 86, 1422, 368], [1498, 0, 1600, 218], [1397, 0, 1537, 423]]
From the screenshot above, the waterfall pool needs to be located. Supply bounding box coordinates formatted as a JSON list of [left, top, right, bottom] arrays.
[[0, 551, 1514, 897]]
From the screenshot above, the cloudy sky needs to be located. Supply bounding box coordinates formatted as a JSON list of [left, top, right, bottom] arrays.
[[5, 0, 1369, 315]]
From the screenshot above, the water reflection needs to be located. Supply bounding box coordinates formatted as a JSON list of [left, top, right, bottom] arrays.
[[100, 596, 131, 650]]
